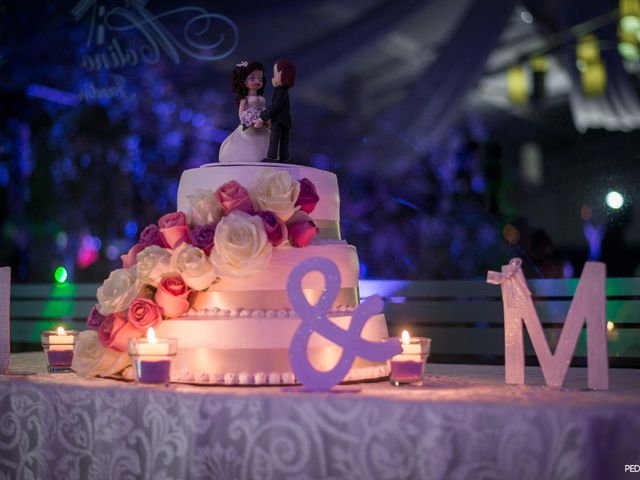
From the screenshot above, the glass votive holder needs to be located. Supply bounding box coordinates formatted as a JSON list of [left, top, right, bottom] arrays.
[[41, 329, 79, 373], [128, 337, 177, 384], [389, 337, 431, 386]]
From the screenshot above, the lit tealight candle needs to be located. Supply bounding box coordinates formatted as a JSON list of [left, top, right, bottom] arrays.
[[389, 330, 431, 386], [41, 326, 78, 373], [128, 327, 177, 384]]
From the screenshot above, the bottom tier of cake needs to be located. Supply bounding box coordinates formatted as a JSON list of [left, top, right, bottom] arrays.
[[155, 313, 390, 385]]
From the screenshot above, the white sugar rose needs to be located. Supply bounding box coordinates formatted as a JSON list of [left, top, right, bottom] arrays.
[[187, 188, 223, 226], [210, 210, 273, 277], [72, 330, 130, 377], [97, 268, 140, 315], [136, 245, 173, 287], [171, 243, 217, 290], [251, 169, 300, 221]]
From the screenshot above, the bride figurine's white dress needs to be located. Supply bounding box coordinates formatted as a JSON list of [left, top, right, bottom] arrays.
[[219, 95, 270, 163]]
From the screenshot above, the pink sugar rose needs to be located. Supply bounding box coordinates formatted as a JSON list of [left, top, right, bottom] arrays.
[[215, 181, 254, 215], [126, 297, 164, 330], [188, 224, 216, 255], [139, 224, 164, 247], [158, 211, 187, 228], [86, 304, 105, 331], [158, 212, 189, 249], [258, 211, 288, 246], [121, 242, 146, 269], [155, 275, 191, 318], [98, 313, 144, 352], [288, 215, 319, 248], [295, 178, 320, 214]]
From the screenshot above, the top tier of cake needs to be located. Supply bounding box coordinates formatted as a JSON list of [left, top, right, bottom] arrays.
[[177, 162, 341, 240]]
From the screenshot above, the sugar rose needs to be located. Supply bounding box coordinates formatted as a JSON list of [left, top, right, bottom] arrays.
[[295, 178, 320, 214], [210, 210, 273, 277], [136, 245, 173, 287], [126, 297, 164, 329], [215, 181, 254, 215], [121, 242, 146, 269], [98, 313, 144, 352], [189, 224, 216, 255], [251, 169, 300, 222], [72, 330, 130, 377], [86, 305, 105, 331], [187, 189, 223, 226], [158, 211, 189, 249], [139, 224, 164, 247], [257, 211, 288, 246], [97, 268, 140, 315], [155, 274, 191, 318], [170, 243, 217, 290], [287, 212, 319, 248]]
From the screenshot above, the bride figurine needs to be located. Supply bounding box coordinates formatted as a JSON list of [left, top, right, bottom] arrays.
[[219, 61, 270, 164]]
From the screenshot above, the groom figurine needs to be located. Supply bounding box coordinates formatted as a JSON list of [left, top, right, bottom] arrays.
[[255, 59, 295, 162]]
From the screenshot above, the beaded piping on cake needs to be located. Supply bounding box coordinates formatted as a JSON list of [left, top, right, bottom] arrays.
[[179, 305, 356, 318], [168, 364, 390, 385]]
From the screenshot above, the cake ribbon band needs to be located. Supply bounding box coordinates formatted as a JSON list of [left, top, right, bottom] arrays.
[[189, 286, 359, 312], [313, 220, 341, 241]]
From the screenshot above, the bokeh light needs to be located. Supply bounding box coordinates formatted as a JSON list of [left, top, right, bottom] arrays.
[[605, 191, 624, 210], [54, 266, 68, 283]]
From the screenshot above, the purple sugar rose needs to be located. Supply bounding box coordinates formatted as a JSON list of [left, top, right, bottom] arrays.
[[189, 224, 216, 255], [258, 211, 287, 246], [87, 305, 105, 331], [139, 224, 164, 247]]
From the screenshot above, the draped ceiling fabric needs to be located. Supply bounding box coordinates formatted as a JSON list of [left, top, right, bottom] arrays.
[[568, 50, 640, 133], [390, 0, 517, 153], [527, 0, 640, 133], [272, 0, 434, 79]]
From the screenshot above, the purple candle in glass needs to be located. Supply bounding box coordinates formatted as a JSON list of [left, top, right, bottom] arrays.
[[389, 331, 431, 386], [41, 327, 78, 373], [128, 328, 177, 385]]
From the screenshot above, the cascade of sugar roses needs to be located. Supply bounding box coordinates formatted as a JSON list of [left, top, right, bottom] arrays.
[[72, 169, 320, 376]]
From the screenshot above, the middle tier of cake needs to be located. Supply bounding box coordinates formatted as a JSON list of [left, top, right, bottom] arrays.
[[187, 242, 359, 312]]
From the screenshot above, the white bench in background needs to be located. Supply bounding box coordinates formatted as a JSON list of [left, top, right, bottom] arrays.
[[8, 279, 640, 367]]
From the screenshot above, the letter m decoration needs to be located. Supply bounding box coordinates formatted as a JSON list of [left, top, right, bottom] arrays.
[[487, 259, 608, 390]]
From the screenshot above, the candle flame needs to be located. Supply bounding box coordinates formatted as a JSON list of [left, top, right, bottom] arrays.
[[56, 326, 66, 335], [147, 327, 157, 343], [401, 330, 410, 345]]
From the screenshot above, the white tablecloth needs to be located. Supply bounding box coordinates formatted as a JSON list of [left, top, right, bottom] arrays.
[[1, 352, 639, 480]]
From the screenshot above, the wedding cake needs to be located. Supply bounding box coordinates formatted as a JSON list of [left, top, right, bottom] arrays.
[[82, 162, 390, 385], [77, 58, 391, 385]]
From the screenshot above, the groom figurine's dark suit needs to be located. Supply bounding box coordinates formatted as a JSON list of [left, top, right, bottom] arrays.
[[259, 59, 296, 162]]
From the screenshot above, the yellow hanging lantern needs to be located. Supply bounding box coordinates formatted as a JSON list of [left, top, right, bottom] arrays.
[[529, 55, 549, 73], [581, 61, 607, 96], [620, 0, 640, 34], [576, 35, 600, 64], [507, 65, 528, 105]]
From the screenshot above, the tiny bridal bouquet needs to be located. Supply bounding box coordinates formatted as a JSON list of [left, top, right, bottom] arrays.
[[239, 107, 262, 129]]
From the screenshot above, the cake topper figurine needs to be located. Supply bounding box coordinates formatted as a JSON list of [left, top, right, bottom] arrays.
[[255, 58, 295, 163], [218, 60, 270, 164]]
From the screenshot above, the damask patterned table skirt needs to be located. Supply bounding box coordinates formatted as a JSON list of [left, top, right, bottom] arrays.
[[1, 353, 639, 480]]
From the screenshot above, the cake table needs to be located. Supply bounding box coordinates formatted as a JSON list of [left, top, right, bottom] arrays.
[[1, 352, 638, 479]]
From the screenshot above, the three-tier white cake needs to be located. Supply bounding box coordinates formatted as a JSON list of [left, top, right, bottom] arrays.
[[156, 162, 391, 384]]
